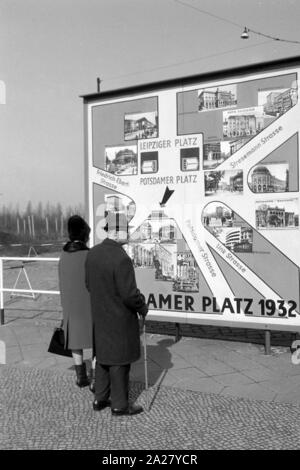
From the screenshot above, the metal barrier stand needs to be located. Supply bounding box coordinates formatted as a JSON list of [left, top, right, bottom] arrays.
[[0, 256, 60, 325]]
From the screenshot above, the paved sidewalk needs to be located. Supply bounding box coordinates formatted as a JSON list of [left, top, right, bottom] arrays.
[[1, 306, 300, 404], [2, 365, 300, 450], [1, 305, 300, 449]]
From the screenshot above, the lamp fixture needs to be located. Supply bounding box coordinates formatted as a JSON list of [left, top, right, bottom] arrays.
[[241, 27, 249, 39]]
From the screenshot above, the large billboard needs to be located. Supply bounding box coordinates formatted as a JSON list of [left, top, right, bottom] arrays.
[[83, 58, 300, 331]]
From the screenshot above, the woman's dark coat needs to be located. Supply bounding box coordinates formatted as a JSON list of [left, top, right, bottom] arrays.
[[85, 238, 147, 365], [59, 247, 92, 350]]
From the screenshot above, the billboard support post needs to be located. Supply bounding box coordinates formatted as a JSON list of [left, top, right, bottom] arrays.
[[265, 330, 271, 355], [175, 323, 181, 343], [0, 259, 3, 325]]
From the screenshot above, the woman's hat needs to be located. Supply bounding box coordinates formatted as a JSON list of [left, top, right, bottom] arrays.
[[68, 215, 90, 241]]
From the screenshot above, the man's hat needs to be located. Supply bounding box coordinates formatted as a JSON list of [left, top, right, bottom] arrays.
[[103, 212, 132, 232]]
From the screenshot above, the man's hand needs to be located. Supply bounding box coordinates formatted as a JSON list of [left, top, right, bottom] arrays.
[[139, 304, 148, 318]]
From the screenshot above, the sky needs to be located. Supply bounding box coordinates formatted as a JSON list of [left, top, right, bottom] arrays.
[[1, 0, 300, 212]]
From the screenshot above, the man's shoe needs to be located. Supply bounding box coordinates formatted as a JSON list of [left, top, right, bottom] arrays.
[[93, 399, 111, 411], [111, 404, 143, 416]]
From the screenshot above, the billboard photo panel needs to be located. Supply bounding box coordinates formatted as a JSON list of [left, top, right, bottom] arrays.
[[85, 58, 300, 330]]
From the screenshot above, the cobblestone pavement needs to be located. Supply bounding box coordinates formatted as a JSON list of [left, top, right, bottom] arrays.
[[2, 300, 300, 450], [1, 365, 300, 450]]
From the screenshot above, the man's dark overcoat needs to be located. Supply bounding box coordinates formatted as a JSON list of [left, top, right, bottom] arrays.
[[85, 238, 147, 365]]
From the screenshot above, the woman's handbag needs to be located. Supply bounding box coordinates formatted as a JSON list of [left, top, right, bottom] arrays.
[[48, 323, 72, 357]]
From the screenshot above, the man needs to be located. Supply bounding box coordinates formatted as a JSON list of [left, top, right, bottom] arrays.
[[85, 212, 148, 416]]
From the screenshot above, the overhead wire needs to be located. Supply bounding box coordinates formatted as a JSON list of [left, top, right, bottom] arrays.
[[102, 39, 273, 84], [101, 0, 300, 86], [173, 0, 300, 44]]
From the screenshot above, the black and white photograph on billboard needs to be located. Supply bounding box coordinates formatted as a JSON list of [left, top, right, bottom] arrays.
[[105, 145, 138, 175], [204, 169, 243, 196], [202, 202, 235, 228], [248, 162, 289, 193], [203, 139, 251, 169], [127, 211, 200, 292], [124, 111, 158, 140], [255, 198, 299, 229], [127, 212, 177, 279], [203, 141, 222, 169], [130, 212, 178, 245], [223, 106, 276, 139], [198, 84, 237, 112], [174, 251, 199, 292], [127, 240, 177, 280], [258, 85, 298, 117], [104, 193, 136, 221], [209, 225, 253, 253]]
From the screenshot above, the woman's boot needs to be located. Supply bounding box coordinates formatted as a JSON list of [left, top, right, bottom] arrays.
[[89, 367, 96, 393], [75, 363, 89, 387]]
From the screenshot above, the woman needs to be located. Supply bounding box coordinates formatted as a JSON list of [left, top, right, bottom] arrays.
[[58, 215, 95, 390]]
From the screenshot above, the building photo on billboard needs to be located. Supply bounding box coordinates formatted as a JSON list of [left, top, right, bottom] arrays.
[[204, 170, 243, 196], [104, 193, 136, 221], [202, 201, 235, 228], [208, 225, 253, 253], [258, 86, 297, 117], [105, 145, 138, 176], [198, 84, 237, 112], [124, 111, 158, 141], [126, 211, 200, 293], [203, 139, 252, 170], [223, 106, 276, 139], [255, 198, 299, 229], [248, 162, 289, 193]]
